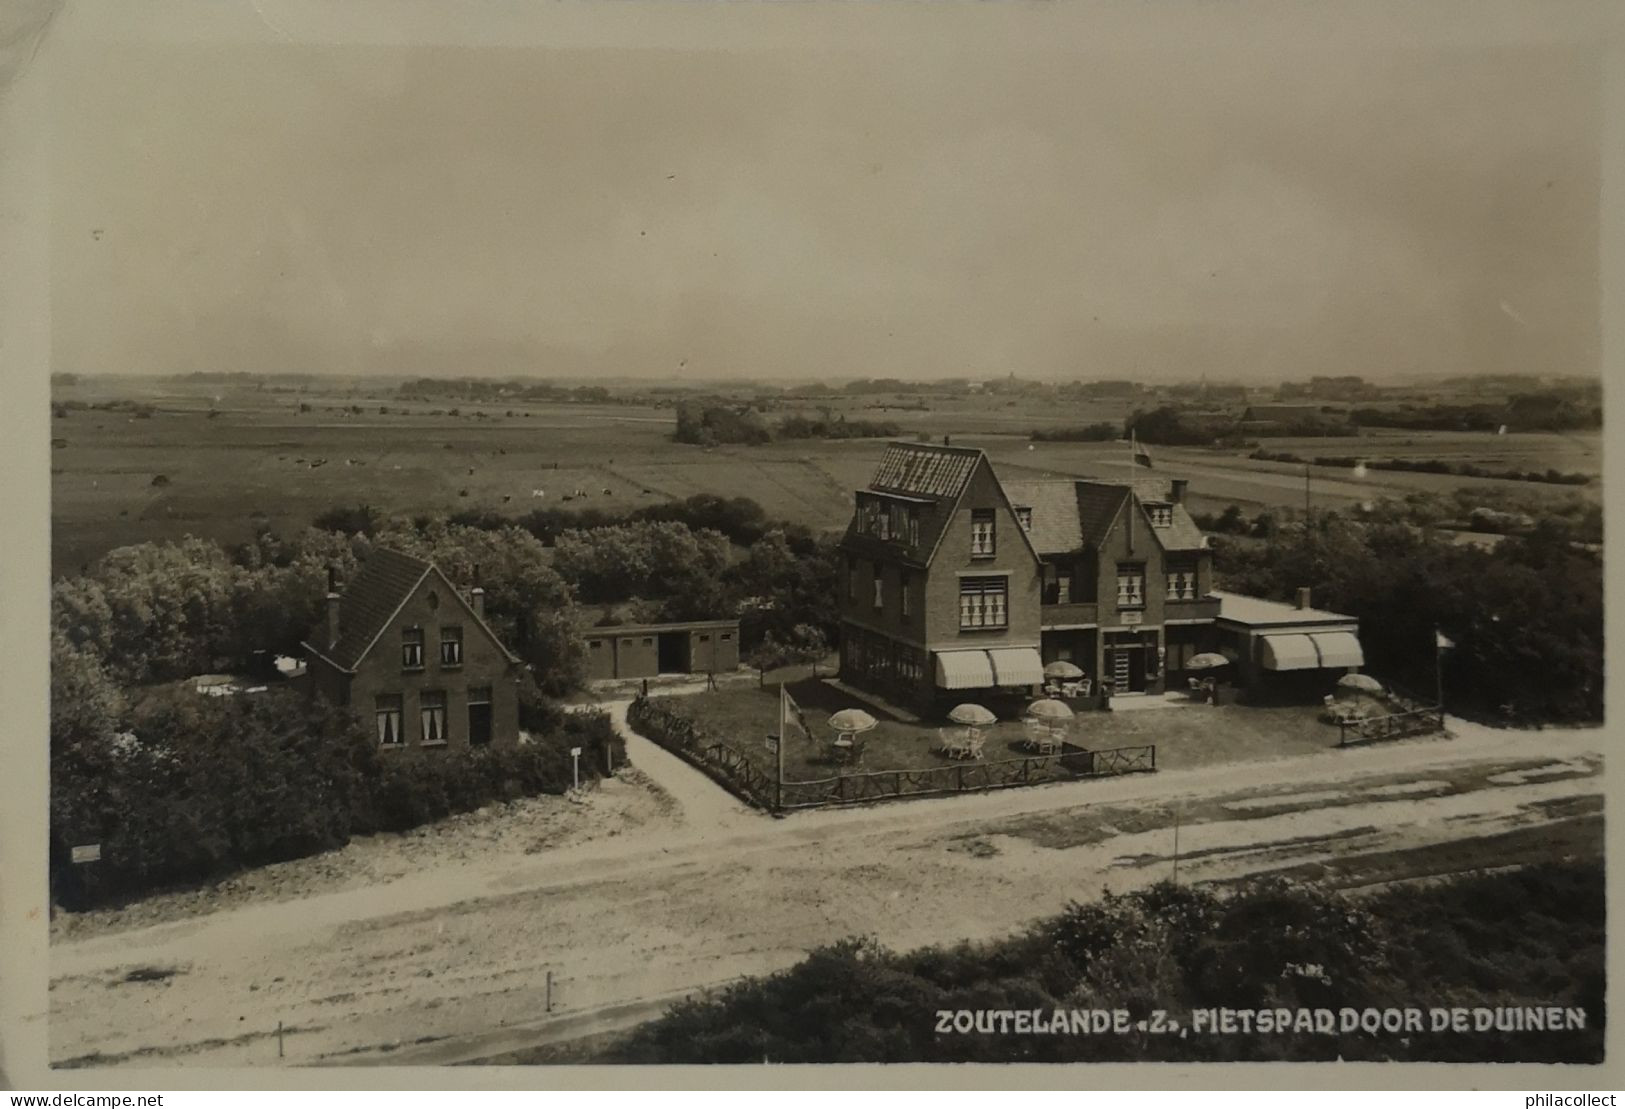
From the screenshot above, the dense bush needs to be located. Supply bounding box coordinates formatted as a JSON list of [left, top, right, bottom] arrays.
[[1210, 513, 1602, 724], [673, 401, 773, 445], [1029, 423, 1120, 443], [49, 671, 620, 908], [776, 414, 902, 440], [610, 864, 1603, 1063], [1249, 450, 1591, 486]]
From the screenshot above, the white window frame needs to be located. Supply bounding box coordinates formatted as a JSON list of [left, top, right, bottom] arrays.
[[401, 627, 424, 670], [970, 510, 996, 558], [420, 690, 448, 744], [440, 625, 463, 666], [1116, 564, 1146, 609], [959, 575, 1009, 630], [376, 695, 403, 746], [1166, 565, 1197, 601]]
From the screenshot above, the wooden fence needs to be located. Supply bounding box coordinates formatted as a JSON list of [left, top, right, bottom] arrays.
[[627, 695, 1155, 814], [1337, 705, 1446, 747], [775, 743, 1156, 811]]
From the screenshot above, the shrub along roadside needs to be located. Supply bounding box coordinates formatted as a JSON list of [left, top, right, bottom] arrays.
[[49, 682, 621, 910], [608, 863, 1603, 1064]]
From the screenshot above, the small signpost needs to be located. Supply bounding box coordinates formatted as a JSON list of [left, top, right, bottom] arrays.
[[70, 844, 101, 864], [569, 746, 582, 791], [764, 734, 779, 754]]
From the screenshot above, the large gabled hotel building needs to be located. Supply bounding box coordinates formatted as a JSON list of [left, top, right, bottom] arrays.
[[837, 442, 1366, 715]]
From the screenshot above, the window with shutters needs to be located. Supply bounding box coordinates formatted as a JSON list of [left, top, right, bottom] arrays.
[[959, 576, 1008, 630]]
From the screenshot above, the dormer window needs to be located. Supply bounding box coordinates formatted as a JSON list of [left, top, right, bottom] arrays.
[[1147, 503, 1174, 527], [1016, 506, 1033, 533]]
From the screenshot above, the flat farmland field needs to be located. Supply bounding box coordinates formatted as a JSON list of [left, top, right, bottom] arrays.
[[49, 380, 1601, 574]]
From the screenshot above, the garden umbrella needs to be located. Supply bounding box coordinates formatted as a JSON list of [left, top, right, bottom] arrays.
[[1337, 673, 1384, 705], [827, 708, 879, 736], [1025, 698, 1074, 721], [1043, 660, 1084, 680], [947, 703, 997, 727], [1185, 652, 1229, 671]]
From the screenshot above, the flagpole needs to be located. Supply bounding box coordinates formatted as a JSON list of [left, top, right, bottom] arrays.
[[777, 682, 787, 812], [1434, 626, 1444, 714]]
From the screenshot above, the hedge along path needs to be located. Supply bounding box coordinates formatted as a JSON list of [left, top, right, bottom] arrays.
[[603, 698, 761, 835]]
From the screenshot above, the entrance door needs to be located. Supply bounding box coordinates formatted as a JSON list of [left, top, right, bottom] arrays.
[[467, 687, 493, 746], [1108, 648, 1146, 693], [657, 632, 690, 674]]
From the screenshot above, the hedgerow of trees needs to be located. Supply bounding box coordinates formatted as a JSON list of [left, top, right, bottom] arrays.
[[1209, 511, 1602, 724], [49, 636, 621, 908], [610, 864, 1603, 1063]]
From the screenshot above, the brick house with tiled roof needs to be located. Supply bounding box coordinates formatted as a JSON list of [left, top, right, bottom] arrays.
[[840, 445, 1367, 714], [302, 549, 523, 751], [1002, 476, 1219, 695], [837, 442, 1045, 713]]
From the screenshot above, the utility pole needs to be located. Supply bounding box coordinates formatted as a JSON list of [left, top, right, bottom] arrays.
[[1171, 804, 1181, 883]]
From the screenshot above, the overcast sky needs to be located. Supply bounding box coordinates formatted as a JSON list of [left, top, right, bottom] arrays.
[[45, 0, 1608, 382]]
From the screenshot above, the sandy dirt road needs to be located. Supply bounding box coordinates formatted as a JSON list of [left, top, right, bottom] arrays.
[[48, 716, 1602, 1069]]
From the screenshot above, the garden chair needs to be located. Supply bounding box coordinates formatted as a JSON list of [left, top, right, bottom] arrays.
[[937, 728, 966, 759], [965, 734, 985, 761]]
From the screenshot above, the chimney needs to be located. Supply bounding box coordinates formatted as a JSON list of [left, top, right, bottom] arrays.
[[471, 563, 485, 618], [326, 567, 342, 647], [1296, 586, 1312, 610], [1170, 479, 1188, 505]]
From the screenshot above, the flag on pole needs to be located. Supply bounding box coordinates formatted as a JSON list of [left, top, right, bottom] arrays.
[[1131, 431, 1154, 469], [1436, 630, 1456, 651], [781, 685, 813, 744]]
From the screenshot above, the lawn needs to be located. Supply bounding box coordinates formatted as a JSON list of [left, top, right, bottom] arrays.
[[645, 678, 1343, 787]]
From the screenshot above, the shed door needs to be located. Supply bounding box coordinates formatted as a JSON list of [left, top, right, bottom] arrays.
[[468, 687, 493, 746]]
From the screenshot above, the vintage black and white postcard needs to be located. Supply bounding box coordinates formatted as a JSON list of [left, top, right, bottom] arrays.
[[1, 0, 1620, 1092]]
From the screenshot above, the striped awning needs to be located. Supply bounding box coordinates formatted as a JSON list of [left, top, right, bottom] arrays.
[[988, 647, 1045, 687], [1310, 631, 1365, 669], [935, 649, 995, 690], [1260, 633, 1320, 671]]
